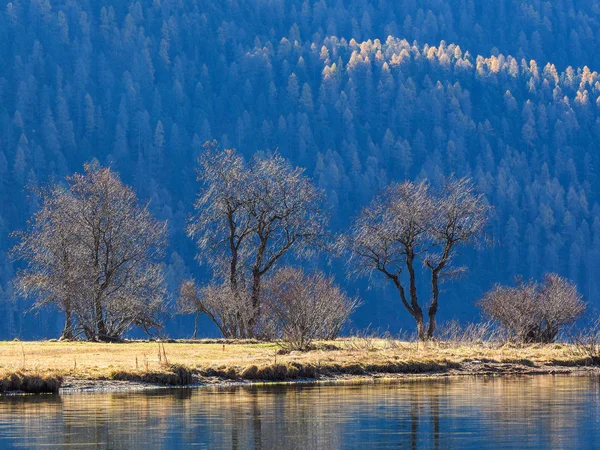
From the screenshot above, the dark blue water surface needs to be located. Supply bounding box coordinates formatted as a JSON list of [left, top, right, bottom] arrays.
[[0, 376, 599, 449]]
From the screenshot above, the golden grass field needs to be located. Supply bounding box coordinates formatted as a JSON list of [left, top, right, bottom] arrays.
[[0, 339, 595, 393]]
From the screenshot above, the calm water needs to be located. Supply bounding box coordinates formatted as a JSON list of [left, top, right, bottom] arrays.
[[0, 376, 599, 449]]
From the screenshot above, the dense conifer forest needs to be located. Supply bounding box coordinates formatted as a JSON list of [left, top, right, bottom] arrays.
[[2, 0, 600, 338]]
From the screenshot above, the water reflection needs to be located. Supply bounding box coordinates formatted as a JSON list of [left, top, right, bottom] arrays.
[[0, 376, 599, 449]]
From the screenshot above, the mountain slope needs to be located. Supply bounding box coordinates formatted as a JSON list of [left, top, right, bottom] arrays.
[[1, 0, 600, 337]]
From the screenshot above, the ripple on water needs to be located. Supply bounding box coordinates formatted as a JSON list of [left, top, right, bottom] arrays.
[[0, 375, 599, 449]]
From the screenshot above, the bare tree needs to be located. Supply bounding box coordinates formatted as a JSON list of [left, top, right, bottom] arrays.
[[178, 279, 254, 339], [344, 177, 489, 340], [262, 267, 360, 350], [479, 274, 585, 343], [178, 280, 203, 339], [187, 141, 328, 338], [11, 187, 79, 339], [12, 162, 169, 341], [424, 177, 490, 337]]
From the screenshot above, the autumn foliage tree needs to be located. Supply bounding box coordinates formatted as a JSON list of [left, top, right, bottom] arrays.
[[12, 162, 169, 341], [345, 177, 490, 341]]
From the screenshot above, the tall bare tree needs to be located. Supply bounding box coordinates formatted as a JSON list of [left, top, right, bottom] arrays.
[[187, 141, 328, 338], [344, 177, 489, 340], [13, 162, 169, 341], [424, 177, 490, 337], [11, 186, 79, 339]]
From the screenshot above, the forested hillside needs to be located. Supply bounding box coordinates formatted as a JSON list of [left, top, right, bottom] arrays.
[[2, 0, 600, 338]]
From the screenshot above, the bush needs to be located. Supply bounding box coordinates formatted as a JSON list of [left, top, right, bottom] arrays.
[[571, 318, 600, 365], [179, 280, 259, 339], [263, 267, 360, 350], [478, 273, 585, 343]]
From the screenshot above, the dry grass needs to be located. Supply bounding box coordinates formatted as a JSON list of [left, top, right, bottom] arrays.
[[0, 339, 593, 393]]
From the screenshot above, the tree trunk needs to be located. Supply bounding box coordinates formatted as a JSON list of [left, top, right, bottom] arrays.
[[247, 269, 262, 338], [405, 252, 429, 341], [415, 313, 427, 341], [60, 304, 74, 341], [427, 272, 440, 339], [387, 264, 427, 341], [193, 312, 199, 339], [426, 312, 437, 340], [95, 297, 107, 341]]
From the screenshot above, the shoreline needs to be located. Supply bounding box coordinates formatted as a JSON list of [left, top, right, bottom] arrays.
[[1, 340, 599, 395], [48, 363, 600, 395]]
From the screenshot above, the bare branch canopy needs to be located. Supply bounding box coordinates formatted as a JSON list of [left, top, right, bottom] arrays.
[[344, 176, 490, 340], [185, 141, 329, 338], [12, 162, 169, 341]]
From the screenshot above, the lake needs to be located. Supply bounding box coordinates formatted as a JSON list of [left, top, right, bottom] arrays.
[[0, 376, 599, 449]]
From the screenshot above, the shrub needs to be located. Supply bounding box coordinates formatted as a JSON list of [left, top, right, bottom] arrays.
[[479, 273, 584, 343], [263, 267, 360, 350], [571, 318, 600, 365]]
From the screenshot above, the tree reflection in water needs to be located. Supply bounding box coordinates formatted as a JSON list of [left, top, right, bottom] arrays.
[[0, 376, 599, 449]]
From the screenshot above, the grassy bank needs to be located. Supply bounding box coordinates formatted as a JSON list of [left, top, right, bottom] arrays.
[[0, 339, 596, 394]]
